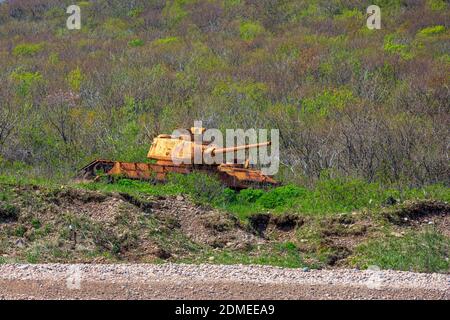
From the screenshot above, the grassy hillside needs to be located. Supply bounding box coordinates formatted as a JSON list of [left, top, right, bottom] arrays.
[[0, 0, 449, 187]]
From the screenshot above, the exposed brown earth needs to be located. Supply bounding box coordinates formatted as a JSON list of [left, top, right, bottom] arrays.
[[1, 185, 448, 277], [383, 200, 450, 237], [0, 186, 260, 263]]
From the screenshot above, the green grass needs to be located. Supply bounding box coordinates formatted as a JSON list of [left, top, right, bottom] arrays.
[[3, 165, 448, 219], [78, 178, 184, 197], [219, 179, 449, 220], [75, 174, 449, 221], [0, 172, 60, 188], [350, 230, 450, 273], [180, 242, 307, 269]]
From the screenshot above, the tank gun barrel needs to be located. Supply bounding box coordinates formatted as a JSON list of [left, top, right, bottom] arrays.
[[211, 141, 271, 156]]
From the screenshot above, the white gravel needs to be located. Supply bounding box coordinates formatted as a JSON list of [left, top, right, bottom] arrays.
[[0, 264, 448, 300]]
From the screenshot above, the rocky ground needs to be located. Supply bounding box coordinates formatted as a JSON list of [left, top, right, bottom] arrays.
[[0, 263, 448, 300]]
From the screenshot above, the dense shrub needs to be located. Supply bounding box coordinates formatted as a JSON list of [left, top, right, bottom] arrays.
[[167, 173, 225, 205], [222, 188, 237, 204], [12, 43, 44, 57], [237, 189, 264, 203], [257, 185, 306, 209], [417, 25, 446, 36], [239, 21, 264, 41], [128, 38, 145, 47], [0, 0, 448, 188]]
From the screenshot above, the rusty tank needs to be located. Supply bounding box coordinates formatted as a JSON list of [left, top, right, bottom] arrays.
[[78, 127, 278, 189]]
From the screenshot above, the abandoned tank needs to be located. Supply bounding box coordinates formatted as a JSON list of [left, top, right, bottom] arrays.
[[78, 127, 278, 189]]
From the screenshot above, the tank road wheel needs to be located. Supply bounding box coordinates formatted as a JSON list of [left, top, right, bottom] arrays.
[[77, 160, 115, 182], [82, 169, 93, 180], [94, 162, 114, 182]]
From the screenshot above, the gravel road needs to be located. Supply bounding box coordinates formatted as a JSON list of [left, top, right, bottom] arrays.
[[0, 264, 448, 300]]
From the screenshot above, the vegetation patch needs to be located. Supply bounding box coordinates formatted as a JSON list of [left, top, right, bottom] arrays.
[[152, 36, 180, 46], [0, 178, 448, 272], [350, 230, 450, 273], [13, 43, 44, 57], [417, 25, 446, 37], [239, 21, 264, 41], [128, 39, 145, 47]]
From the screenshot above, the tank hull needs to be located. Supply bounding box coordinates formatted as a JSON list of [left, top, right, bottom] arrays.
[[77, 159, 278, 189]]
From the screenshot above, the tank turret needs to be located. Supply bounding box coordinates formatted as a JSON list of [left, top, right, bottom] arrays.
[[147, 127, 271, 165]]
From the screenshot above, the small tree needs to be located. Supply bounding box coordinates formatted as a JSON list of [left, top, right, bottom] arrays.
[[0, 80, 19, 154], [0, 105, 18, 153]]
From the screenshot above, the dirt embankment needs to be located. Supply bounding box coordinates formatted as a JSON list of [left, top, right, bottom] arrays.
[[0, 185, 262, 263], [0, 184, 449, 269]]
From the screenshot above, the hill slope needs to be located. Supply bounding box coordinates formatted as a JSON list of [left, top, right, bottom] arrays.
[[1, 181, 448, 273], [0, 0, 449, 185]]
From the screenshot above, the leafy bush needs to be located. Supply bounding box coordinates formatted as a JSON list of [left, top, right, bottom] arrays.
[[257, 185, 306, 209], [152, 36, 180, 46], [167, 173, 225, 205], [102, 18, 128, 35], [257, 192, 289, 209], [128, 39, 145, 47], [301, 88, 356, 117], [14, 226, 26, 237], [10, 70, 43, 96], [417, 25, 446, 37], [162, 0, 189, 27], [67, 67, 84, 92], [128, 8, 143, 17], [13, 43, 44, 57], [31, 218, 41, 229], [383, 34, 413, 60], [237, 188, 264, 203], [239, 21, 264, 41], [223, 188, 237, 204], [427, 0, 447, 11]]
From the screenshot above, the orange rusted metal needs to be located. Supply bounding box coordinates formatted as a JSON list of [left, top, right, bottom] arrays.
[[78, 127, 278, 189]]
